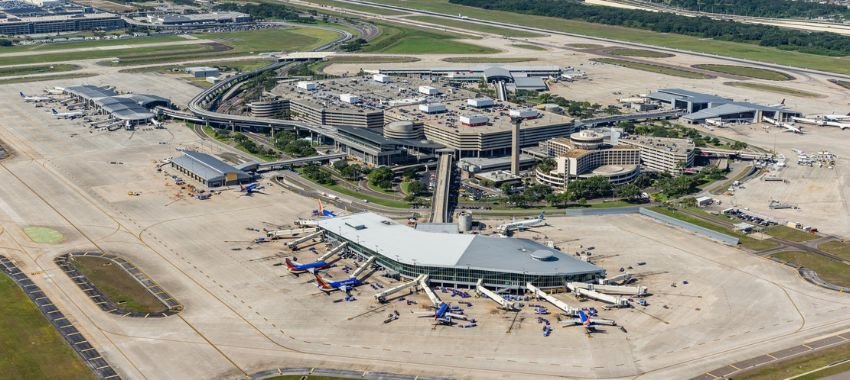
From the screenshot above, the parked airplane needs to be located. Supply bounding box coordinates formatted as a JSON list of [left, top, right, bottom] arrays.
[[314, 273, 362, 293], [151, 119, 164, 128], [496, 212, 545, 233], [563, 310, 616, 333], [823, 113, 850, 122], [317, 200, 337, 217], [284, 257, 329, 273], [779, 123, 803, 134], [768, 98, 785, 108], [240, 183, 264, 195], [20, 92, 50, 102], [51, 108, 84, 119], [43, 87, 64, 95], [417, 303, 471, 325]]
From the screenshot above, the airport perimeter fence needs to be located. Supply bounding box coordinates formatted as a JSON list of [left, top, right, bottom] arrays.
[[0, 255, 121, 380], [250, 368, 453, 380], [55, 251, 182, 318], [637, 208, 740, 246]]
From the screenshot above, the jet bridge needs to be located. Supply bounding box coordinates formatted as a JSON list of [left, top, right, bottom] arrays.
[[266, 227, 319, 240], [526, 283, 577, 315], [317, 242, 348, 262], [421, 276, 442, 308], [374, 274, 426, 303], [349, 256, 375, 279], [476, 279, 517, 311], [574, 282, 647, 296], [286, 231, 323, 250], [567, 283, 630, 307]]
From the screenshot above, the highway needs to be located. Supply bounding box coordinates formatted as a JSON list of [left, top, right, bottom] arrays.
[[332, 0, 850, 80], [430, 153, 453, 223]]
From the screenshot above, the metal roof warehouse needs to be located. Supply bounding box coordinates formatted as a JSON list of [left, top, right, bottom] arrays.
[[169, 150, 253, 188], [317, 212, 605, 289]]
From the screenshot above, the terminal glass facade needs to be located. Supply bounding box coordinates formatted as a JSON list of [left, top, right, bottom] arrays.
[[324, 231, 603, 290]]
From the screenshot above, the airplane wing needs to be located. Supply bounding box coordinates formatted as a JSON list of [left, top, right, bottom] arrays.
[[445, 312, 468, 320]]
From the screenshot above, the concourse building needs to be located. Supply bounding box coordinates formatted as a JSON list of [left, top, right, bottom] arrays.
[[317, 212, 605, 290]]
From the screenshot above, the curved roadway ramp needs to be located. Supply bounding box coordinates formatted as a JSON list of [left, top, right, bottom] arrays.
[[430, 153, 453, 223], [0, 255, 121, 380]]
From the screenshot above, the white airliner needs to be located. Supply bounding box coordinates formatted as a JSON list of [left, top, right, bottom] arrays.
[[20, 91, 50, 102], [823, 113, 850, 122], [496, 212, 545, 233], [43, 87, 65, 95], [51, 108, 84, 119]]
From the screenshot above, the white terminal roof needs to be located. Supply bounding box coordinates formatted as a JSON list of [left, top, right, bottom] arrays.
[[318, 212, 604, 276]]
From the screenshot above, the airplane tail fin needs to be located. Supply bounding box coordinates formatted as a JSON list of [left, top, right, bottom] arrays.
[[539, 212, 545, 220], [318, 199, 325, 213], [19, 91, 24, 97], [284, 258, 296, 270], [314, 273, 331, 289], [51, 109, 57, 114], [780, 98, 785, 105]]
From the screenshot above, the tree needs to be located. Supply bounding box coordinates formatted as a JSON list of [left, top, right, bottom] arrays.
[[341, 164, 362, 180], [367, 167, 394, 189], [407, 180, 425, 196], [332, 160, 349, 171], [616, 184, 641, 200], [500, 182, 513, 195]]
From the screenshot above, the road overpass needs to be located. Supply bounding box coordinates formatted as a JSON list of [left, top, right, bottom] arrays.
[[430, 153, 453, 223]]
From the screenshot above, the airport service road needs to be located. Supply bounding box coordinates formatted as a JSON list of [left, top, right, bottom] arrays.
[[3, 74, 850, 379]]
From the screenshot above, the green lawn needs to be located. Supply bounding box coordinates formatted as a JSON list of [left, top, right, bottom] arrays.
[[511, 44, 547, 51], [0, 35, 183, 54], [735, 342, 850, 380], [764, 225, 817, 242], [818, 241, 850, 261], [608, 48, 674, 58], [327, 182, 410, 208], [771, 251, 850, 288], [725, 81, 824, 98], [0, 73, 97, 85], [649, 207, 780, 251], [203, 27, 341, 53], [0, 64, 78, 77], [693, 64, 794, 81], [118, 58, 273, 74], [592, 58, 712, 79], [326, 56, 421, 64], [367, 0, 850, 75], [0, 274, 95, 380], [442, 57, 536, 63], [406, 15, 544, 37], [304, 0, 408, 15], [0, 43, 222, 67], [71, 256, 168, 314], [360, 22, 499, 54], [23, 226, 64, 244]]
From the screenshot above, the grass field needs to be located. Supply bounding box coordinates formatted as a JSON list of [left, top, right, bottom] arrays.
[[567, 43, 604, 49], [724, 82, 823, 98], [0, 274, 94, 379], [204, 27, 341, 53], [304, 0, 407, 15], [771, 251, 850, 287], [0, 64, 78, 78], [608, 48, 674, 58], [818, 241, 850, 261], [693, 64, 794, 81], [511, 44, 546, 51], [0, 35, 183, 54], [0, 73, 97, 85], [71, 256, 167, 313], [23, 226, 64, 244], [442, 57, 537, 63], [361, 22, 498, 54], [297, 169, 411, 208], [365, 0, 850, 75], [649, 206, 780, 251], [764, 225, 817, 242], [406, 15, 544, 37], [592, 58, 711, 79], [735, 342, 850, 380], [119, 59, 273, 74]]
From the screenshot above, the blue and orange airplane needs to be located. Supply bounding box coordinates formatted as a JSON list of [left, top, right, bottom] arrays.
[[284, 257, 329, 273], [314, 273, 362, 293]]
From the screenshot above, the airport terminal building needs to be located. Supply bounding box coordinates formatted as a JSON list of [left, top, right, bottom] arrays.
[[317, 213, 605, 290]]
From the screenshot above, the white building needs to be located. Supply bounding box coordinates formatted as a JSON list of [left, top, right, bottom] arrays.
[[467, 97, 495, 108], [509, 108, 539, 120], [418, 85, 439, 96], [372, 74, 391, 83], [340, 94, 360, 104], [460, 114, 489, 126], [297, 81, 317, 91], [419, 103, 447, 114]]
